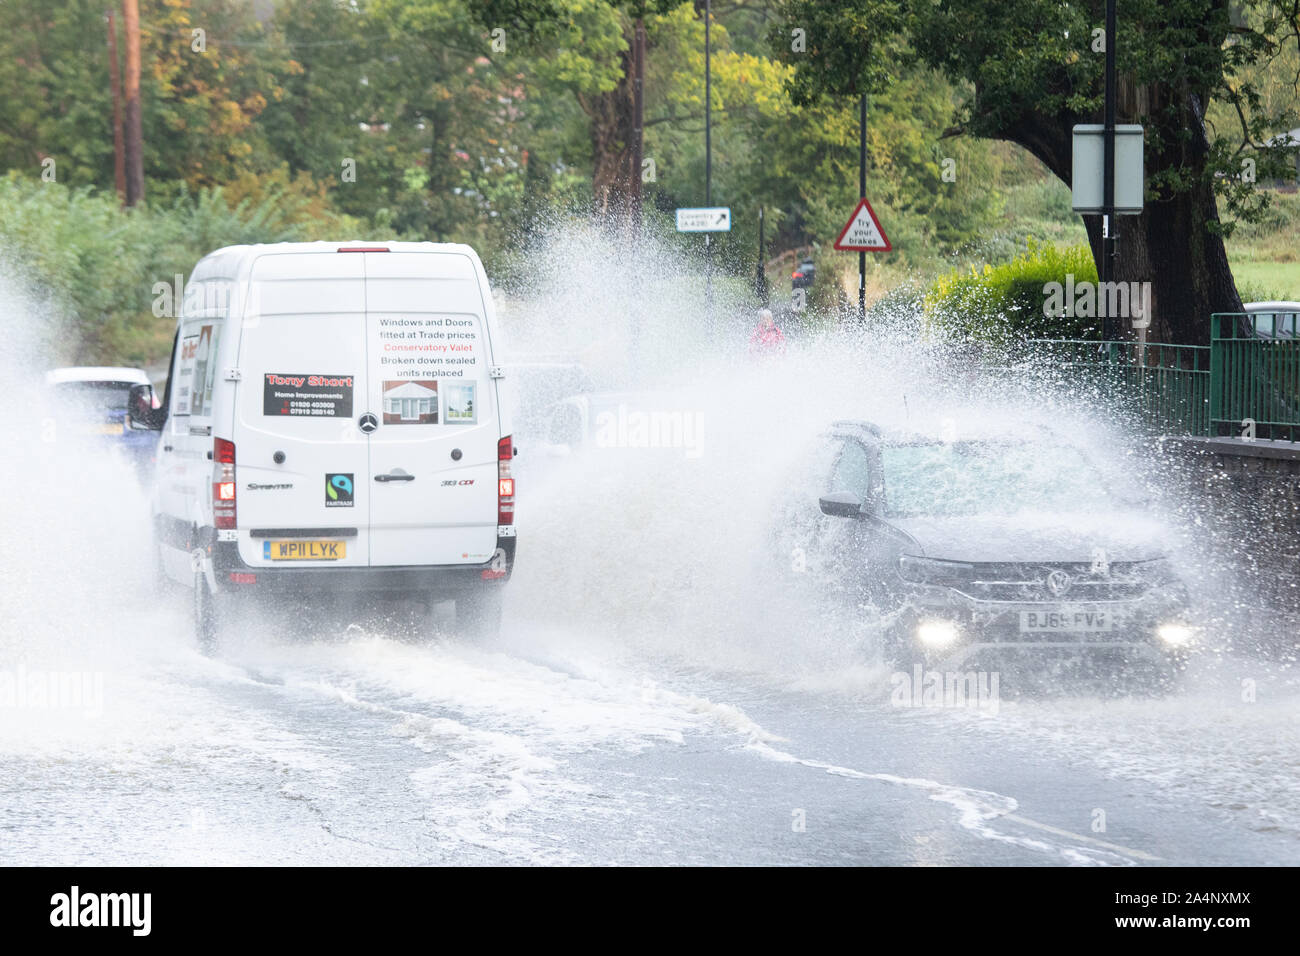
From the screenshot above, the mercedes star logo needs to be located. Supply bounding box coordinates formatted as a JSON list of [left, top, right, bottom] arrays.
[[358, 413, 378, 434], [1045, 569, 1073, 597]]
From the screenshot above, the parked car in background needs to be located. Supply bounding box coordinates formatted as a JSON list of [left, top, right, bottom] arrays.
[[1243, 301, 1299, 340], [504, 359, 594, 443], [774, 421, 1195, 679], [536, 391, 704, 462], [44, 366, 159, 473], [791, 258, 816, 290]]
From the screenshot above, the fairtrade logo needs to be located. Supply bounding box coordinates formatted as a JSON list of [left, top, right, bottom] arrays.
[[326, 473, 354, 507]]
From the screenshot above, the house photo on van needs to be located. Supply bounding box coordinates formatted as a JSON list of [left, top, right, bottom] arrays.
[[126, 241, 517, 652], [382, 379, 439, 425]]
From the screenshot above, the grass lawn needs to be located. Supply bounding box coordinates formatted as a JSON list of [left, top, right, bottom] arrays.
[[1228, 259, 1300, 301]]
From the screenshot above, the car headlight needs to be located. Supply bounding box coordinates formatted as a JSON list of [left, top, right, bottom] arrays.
[[916, 618, 960, 648], [898, 555, 975, 585], [1157, 623, 1196, 647]]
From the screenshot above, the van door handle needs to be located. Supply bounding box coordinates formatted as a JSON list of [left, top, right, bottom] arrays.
[[163, 445, 173, 452], [375, 473, 415, 482]]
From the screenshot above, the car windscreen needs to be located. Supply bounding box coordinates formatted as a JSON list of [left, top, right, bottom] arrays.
[[880, 441, 1114, 517], [1251, 312, 1297, 339], [49, 381, 134, 417]]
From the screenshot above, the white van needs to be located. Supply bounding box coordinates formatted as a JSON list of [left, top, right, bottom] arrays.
[[127, 242, 516, 650]]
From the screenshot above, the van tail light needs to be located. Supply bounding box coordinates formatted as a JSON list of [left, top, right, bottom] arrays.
[[337, 246, 389, 253], [498, 435, 514, 526], [213, 438, 236, 530]]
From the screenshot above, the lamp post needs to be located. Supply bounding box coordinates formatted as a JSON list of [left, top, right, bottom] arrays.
[[858, 92, 867, 323], [704, 0, 714, 312], [1101, 0, 1118, 344]]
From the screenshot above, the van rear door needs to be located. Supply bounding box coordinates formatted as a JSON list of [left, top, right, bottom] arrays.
[[364, 251, 499, 567], [233, 252, 370, 568]]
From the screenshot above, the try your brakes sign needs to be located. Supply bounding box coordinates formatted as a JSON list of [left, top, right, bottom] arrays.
[[833, 198, 892, 252]]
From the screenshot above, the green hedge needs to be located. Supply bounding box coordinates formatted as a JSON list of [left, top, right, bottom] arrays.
[[923, 240, 1100, 346]]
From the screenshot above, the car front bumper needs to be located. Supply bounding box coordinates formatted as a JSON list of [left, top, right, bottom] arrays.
[[892, 584, 1193, 668]]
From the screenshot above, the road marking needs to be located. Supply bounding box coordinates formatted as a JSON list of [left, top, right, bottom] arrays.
[[664, 690, 1159, 865], [1004, 813, 1161, 861]]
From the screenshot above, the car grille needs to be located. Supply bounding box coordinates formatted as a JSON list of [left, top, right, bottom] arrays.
[[950, 562, 1151, 603]]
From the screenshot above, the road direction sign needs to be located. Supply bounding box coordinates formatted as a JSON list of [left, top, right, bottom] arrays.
[[833, 198, 892, 252], [676, 207, 731, 232]]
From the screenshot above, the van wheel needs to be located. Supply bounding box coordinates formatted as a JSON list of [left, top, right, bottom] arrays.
[[194, 569, 220, 656], [455, 589, 504, 640]]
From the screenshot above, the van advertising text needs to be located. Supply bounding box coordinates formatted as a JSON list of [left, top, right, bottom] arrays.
[[262, 372, 355, 417]]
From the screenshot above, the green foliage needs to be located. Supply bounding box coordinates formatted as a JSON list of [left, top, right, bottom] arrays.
[[0, 1, 118, 187], [0, 0, 284, 191], [767, 0, 906, 102], [923, 240, 1099, 345], [0, 177, 356, 366], [903, 0, 1300, 234], [19, 0, 1294, 359]]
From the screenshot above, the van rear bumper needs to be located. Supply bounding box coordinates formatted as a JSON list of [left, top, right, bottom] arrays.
[[210, 536, 515, 596]]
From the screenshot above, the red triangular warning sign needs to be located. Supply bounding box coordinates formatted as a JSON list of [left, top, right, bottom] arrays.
[[833, 198, 892, 252]]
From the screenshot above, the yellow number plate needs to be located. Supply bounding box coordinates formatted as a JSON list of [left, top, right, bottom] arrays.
[[97, 423, 125, 435], [264, 540, 346, 560]]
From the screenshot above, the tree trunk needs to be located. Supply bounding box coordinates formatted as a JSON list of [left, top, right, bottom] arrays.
[[106, 10, 126, 203], [997, 84, 1241, 347], [122, 0, 144, 207], [578, 21, 637, 221], [1082, 177, 1241, 347]]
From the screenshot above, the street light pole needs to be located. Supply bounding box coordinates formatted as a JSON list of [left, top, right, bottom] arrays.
[[1101, 0, 1117, 343], [859, 92, 867, 323], [704, 0, 712, 312], [631, 18, 645, 236]]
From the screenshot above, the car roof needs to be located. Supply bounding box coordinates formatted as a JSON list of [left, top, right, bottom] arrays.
[[190, 240, 482, 283], [45, 366, 150, 385], [1244, 301, 1300, 312], [828, 420, 884, 439]]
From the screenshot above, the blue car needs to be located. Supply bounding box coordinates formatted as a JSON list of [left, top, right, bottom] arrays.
[[44, 366, 159, 474]]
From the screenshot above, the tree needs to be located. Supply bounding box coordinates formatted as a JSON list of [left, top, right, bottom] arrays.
[[0, 1, 118, 187], [365, 0, 550, 244], [773, 0, 1300, 345], [469, 0, 681, 217], [139, 0, 285, 190]]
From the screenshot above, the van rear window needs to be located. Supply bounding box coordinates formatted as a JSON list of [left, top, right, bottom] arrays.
[[176, 323, 220, 416]]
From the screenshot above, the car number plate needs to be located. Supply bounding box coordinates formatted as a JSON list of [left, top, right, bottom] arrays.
[[263, 540, 346, 561], [97, 423, 124, 435], [1019, 608, 1114, 632]]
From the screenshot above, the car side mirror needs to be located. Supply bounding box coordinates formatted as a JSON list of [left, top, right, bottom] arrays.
[[819, 492, 866, 518], [126, 383, 163, 431]]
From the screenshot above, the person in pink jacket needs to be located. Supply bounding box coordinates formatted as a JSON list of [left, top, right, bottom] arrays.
[[749, 308, 786, 354]]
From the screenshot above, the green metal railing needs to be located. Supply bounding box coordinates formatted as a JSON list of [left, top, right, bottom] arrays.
[[1025, 339, 1212, 437], [1022, 316, 1300, 441], [1210, 312, 1300, 441]]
